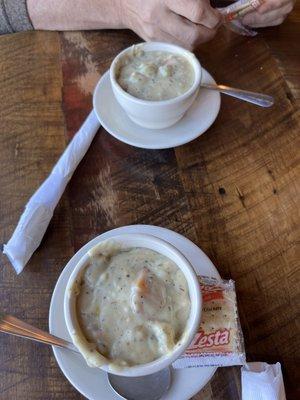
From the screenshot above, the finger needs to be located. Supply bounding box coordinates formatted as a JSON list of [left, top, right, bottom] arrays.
[[165, 0, 221, 29], [249, 16, 285, 26], [243, 11, 284, 27], [242, 4, 292, 26], [257, 0, 292, 14], [163, 11, 217, 48]]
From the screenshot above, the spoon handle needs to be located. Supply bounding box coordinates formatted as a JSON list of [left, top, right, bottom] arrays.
[[201, 83, 274, 108], [0, 313, 78, 352]]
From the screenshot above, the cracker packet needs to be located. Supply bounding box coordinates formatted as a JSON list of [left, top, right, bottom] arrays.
[[218, 0, 264, 37], [173, 277, 246, 368]]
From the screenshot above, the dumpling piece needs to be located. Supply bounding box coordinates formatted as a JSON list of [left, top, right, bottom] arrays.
[[130, 267, 167, 316]]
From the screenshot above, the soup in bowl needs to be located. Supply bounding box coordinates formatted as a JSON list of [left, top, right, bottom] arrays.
[[109, 42, 202, 129], [64, 233, 201, 377]]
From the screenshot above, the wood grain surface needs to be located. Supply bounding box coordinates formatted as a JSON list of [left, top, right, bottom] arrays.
[[0, 3, 299, 400]]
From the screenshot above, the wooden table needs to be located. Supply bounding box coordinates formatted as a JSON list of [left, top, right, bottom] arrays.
[[0, 3, 299, 399]]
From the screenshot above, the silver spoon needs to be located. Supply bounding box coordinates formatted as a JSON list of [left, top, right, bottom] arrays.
[[108, 368, 171, 400], [0, 313, 78, 352], [0, 313, 171, 400], [201, 83, 274, 107]]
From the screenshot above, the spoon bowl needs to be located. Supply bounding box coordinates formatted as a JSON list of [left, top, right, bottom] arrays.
[[108, 367, 171, 400]]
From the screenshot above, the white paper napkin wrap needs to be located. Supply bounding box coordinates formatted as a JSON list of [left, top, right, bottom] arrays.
[[242, 362, 286, 400], [3, 110, 100, 274]]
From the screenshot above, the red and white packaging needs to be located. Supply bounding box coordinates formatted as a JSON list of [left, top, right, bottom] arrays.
[[173, 276, 246, 368], [218, 0, 264, 37]]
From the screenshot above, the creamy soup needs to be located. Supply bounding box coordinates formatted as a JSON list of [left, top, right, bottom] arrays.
[[72, 242, 191, 369], [115, 47, 195, 101]]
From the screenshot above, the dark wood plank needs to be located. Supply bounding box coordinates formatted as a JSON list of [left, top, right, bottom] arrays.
[[179, 26, 300, 400], [261, 1, 300, 102], [0, 31, 76, 399]]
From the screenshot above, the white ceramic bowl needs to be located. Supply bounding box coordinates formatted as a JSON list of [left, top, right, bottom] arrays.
[[109, 42, 202, 129], [64, 233, 201, 377]]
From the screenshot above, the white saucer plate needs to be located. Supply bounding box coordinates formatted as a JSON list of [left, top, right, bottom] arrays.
[[49, 225, 221, 400], [93, 70, 221, 149]]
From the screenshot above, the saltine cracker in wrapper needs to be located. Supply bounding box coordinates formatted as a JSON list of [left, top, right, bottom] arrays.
[[173, 277, 245, 368]]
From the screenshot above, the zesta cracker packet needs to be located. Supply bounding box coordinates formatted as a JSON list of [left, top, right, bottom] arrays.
[[173, 277, 246, 368]]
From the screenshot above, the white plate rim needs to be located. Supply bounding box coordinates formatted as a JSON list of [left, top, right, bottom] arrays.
[[93, 69, 221, 150]]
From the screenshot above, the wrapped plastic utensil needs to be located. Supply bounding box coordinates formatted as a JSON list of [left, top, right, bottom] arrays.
[[242, 362, 287, 400], [3, 110, 100, 274]]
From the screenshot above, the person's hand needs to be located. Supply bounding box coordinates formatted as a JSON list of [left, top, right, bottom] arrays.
[[120, 0, 221, 50], [27, 0, 221, 49], [242, 0, 295, 27]]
